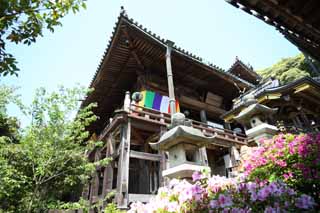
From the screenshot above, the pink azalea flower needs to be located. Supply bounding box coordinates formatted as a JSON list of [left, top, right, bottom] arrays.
[[283, 172, 293, 180], [167, 201, 179, 212], [192, 171, 201, 181]]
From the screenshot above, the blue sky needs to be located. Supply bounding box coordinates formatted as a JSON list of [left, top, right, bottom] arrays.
[[3, 0, 299, 125]]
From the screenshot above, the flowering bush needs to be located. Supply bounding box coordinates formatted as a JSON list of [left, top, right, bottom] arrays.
[[244, 133, 320, 202], [128, 171, 316, 212]]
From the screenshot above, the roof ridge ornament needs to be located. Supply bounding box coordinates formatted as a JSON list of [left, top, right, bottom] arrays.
[[120, 6, 127, 17]]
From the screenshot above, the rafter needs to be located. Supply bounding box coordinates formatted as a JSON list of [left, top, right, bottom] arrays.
[[122, 26, 146, 73]]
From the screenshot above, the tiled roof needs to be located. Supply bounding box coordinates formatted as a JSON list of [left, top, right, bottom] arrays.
[[88, 7, 255, 89], [228, 57, 261, 79]]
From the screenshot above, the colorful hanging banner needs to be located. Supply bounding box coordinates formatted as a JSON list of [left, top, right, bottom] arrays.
[[145, 90, 155, 108], [137, 90, 180, 113], [152, 93, 162, 111], [160, 96, 170, 113], [138, 90, 146, 107]]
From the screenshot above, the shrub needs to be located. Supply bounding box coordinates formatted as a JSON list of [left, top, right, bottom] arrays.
[[128, 172, 316, 212], [244, 133, 320, 202]]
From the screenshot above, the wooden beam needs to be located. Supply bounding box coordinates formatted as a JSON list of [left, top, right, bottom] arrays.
[[294, 83, 310, 93], [129, 150, 162, 161]]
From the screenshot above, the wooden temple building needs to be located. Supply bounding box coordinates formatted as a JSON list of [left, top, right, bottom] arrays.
[[80, 9, 320, 210], [222, 77, 320, 134]]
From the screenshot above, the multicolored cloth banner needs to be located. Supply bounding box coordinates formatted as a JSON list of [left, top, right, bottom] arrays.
[[138, 90, 180, 113]]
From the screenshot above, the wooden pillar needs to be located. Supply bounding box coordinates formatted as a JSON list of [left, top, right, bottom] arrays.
[[116, 119, 131, 208], [200, 110, 207, 123], [199, 147, 208, 166], [89, 171, 99, 203], [89, 150, 101, 203], [300, 110, 311, 129], [224, 122, 232, 130], [159, 126, 167, 187], [102, 146, 113, 197], [292, 117, 298, 128], [124, 91, 131, 112], [81, 183, 90, 200], [295, 115, 303, 129], [165, 40, 176, 115]]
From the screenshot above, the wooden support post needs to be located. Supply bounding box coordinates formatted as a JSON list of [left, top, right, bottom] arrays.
[[199, 147, 209, 166], [159, 126, 167, 187], [103, 163, 113, 196], [200, 110, 207, 123], [295, 115, 303, 128], [81, 183, 90, 200], [89, 150, 101, 203], [89, 171, 99, 203], [224, 122, 232, 130], [102, 146, 113, 197], [165, 40, 176, 115], [116, 119, 131, 209], [159, 151, 167, 187], [300, 110, 311, 129], [124, 91, 131, 112]]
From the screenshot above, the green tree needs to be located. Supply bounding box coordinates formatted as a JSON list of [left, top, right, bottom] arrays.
[[0, 0, 86, 76], [0, 86, 109, 212], [0, 85, 21, 143], [257, 53, 319, 84]]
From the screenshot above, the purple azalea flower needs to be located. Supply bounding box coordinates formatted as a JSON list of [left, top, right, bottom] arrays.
[[264, 206, 279, 213], [295, 194, 315, 209], [218, 194, 233, 208]]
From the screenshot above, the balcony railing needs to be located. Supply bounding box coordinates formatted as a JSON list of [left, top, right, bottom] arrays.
[[129, 104, 248, 144]]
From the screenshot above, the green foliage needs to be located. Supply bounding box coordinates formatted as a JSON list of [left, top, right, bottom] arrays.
[[0, 0, 86, 76], [0, 85, 111, 212], [257, 54, 319, 84], [0, 85, 21, 143], [51, 191, 120, 213], [104, 203, 126, 213]]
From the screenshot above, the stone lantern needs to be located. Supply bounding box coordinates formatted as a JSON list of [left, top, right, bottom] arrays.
[[234, 94, 278, 144], [150, 113, 210, 179]]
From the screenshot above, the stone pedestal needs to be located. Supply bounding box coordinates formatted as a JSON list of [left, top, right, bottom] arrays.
[[162, 163, 209, 179], [246, 123, 278, 145]]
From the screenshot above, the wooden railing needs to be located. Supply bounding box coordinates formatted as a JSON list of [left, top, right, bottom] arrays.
[[129, 104, 248, 144]]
